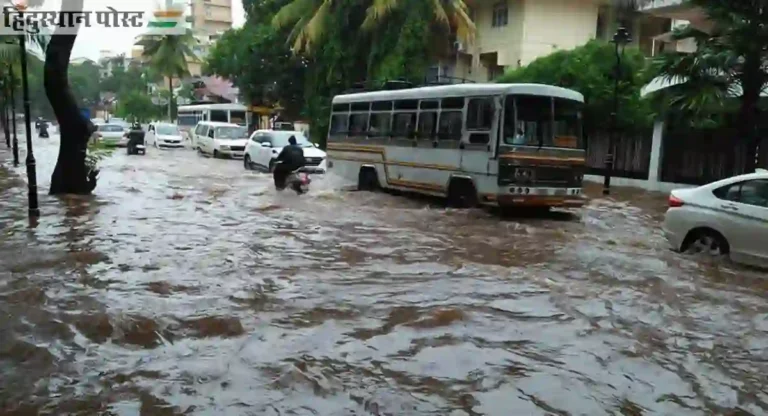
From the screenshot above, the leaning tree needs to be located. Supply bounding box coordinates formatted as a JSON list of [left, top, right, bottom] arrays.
[[44, 0, 97, 194]]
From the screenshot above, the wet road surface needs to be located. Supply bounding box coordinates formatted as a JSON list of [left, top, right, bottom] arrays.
[[1, 135, 767, 415]]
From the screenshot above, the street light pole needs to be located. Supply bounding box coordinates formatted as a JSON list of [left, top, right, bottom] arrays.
[[18, 33, 39, 218], [9, 65, 19, 167], [603, 26, 631, 196]]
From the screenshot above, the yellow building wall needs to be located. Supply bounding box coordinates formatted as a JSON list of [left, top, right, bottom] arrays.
[[518, 0, 600, 65], [472, 0, 525, 67]]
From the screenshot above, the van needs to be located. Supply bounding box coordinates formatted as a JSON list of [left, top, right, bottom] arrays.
[[191, 121, 250, 159]]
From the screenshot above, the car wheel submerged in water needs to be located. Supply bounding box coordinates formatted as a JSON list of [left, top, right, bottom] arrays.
[[683, 229, 729, 257], [244, 155, 252, 170]]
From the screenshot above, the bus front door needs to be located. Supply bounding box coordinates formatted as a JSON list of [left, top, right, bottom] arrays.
[[459, 96, 501, 177]]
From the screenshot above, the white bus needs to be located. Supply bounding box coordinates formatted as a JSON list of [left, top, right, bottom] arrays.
[[326, 83, 587, 210], [177, 103, 251, 133]]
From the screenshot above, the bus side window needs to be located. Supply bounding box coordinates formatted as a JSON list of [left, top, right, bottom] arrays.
[[392, 113, 416, 138], [417, 112, 436, 139], [210, 110, 228, 123], [349, 113, 369, 136], [438, 111, 462, 140], [368, 113, 391, 137], [466, 97, 495, 144], [330, 113, 349, 138]]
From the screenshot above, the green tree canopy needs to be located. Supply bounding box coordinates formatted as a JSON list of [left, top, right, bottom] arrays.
[[115, 90, 161, 123], [498, 40, 654, 135], [204, 19, 308, 119], [647, 0, 768, 172]]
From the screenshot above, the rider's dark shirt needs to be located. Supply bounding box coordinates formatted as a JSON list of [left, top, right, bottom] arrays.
[[276, 144, 305, 171]]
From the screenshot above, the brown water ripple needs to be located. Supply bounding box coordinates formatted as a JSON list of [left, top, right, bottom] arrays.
[[1, 139, 768, 415]]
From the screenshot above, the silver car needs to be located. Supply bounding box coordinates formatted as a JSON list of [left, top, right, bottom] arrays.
[[663, 169, 768, 268], [94, 123, 127, 147]]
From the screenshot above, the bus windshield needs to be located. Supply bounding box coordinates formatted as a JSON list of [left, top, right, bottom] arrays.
[[503, 95, 583, 149]]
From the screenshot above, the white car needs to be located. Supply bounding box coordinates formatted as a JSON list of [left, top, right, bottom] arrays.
[[193, 121, 249, 159], [244, 130, 327, 173], [663, 169, 768, 268], [94, 123, 127, 147], [146, 122, 184, 148]]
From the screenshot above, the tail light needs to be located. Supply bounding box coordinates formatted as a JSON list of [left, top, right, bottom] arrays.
[[668, 195, 684, 207]]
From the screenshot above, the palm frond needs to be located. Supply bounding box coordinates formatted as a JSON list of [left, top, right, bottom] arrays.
[[273, 0, 317, 29], [361, 0, 399, 31]]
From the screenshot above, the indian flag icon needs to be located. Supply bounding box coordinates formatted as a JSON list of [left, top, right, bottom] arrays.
[[146, 7, 185, 34]]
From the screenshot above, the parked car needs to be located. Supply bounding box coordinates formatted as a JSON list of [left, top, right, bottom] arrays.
[[663, 169, 768, 268], [192, 121, 249, 159], [244, 130, 326, 173], [94, 123, 127, 147], [146, 122, 184, 148]]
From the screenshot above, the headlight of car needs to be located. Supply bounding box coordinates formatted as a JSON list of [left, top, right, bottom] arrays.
[[220, 145, 230, 150]]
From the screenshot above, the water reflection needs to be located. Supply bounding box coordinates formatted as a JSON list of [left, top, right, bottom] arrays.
[[1, 138, 767, 415]]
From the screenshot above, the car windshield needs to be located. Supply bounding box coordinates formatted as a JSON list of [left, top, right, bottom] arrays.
[[215, 126, 247, 139], [156, 125, 179, 135], [272, 134, 313, 148], [98, 124, 124, 132]]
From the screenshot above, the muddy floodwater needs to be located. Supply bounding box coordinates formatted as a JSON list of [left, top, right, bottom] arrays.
[[1, 136, 768, 415]]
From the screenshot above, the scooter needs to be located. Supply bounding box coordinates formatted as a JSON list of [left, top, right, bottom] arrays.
[[126, 130, 146, 155], [286, 169, 311, 195], [275, 164, 311, 195]]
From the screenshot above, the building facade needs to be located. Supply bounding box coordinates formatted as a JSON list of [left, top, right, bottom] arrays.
[[431, 0, 698, 83], [184, 0, 233, 75]]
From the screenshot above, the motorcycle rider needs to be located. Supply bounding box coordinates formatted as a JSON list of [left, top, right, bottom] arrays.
[[126, 121, 145, 154], [273, 135, 306, 190], [38, 120, 49, 138]]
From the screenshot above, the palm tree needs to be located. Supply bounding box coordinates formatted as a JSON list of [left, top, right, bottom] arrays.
[[136, 30, 197, 121], [272, 0, 475, 54], [647, 0, 768, 173]]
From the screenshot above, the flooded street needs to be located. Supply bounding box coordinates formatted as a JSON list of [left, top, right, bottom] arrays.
[[1, 136, 768, 415]]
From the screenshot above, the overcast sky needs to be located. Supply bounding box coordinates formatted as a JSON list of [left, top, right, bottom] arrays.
[[16, 0, 246, 60]]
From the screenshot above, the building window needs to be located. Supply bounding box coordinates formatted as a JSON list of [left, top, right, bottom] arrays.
[[205, 6, 212, 17], [492, 2, 508, 27]]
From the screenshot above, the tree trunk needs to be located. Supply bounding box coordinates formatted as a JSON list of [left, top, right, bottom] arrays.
[[45, 0, 96, 195]]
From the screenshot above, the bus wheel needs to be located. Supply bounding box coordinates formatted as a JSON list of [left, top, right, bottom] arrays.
[[358, 167, 379, 191], [447, 178, 478, 208]]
